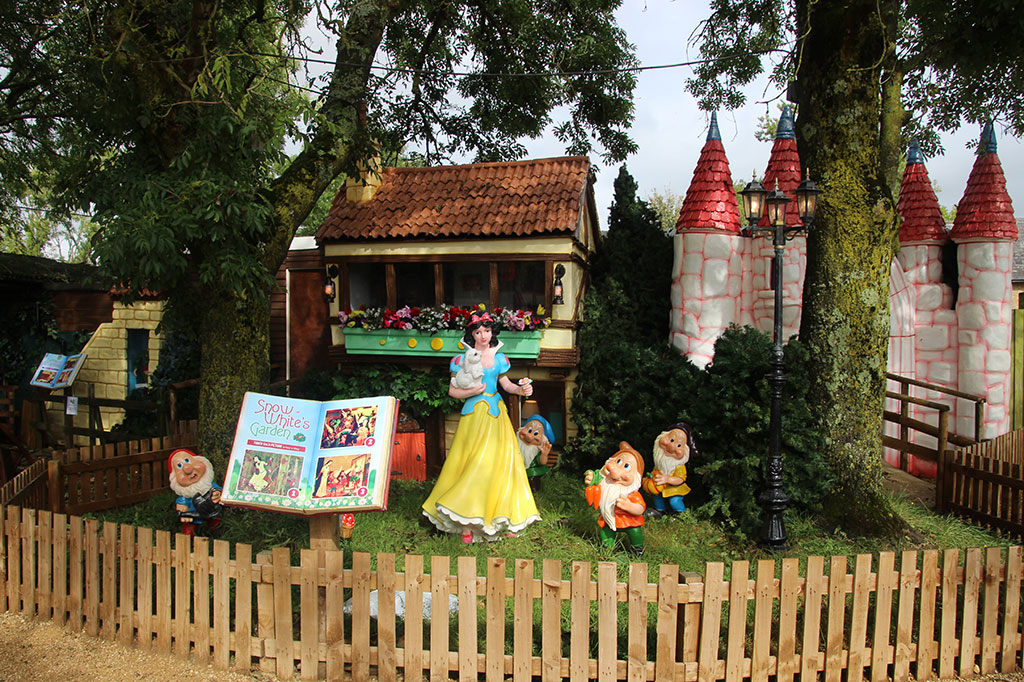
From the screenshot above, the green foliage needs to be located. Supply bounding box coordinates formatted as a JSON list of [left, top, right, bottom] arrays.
[[688, 326, 833, 538], [0, 291, 78, 385], [905, 0, 1024, 138], [570, 293, 834, 540], [3, 0, 641, 461], [566, 279, 700, 472], [644, 186, 683, 235], [592, 166, 674, 345], [331, 365, 461, 422], [685, 0, 791, 112], [293, 368, 338, 401]]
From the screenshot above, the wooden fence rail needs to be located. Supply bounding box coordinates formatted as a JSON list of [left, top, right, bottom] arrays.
[[1, 504, 1022, 682], [945, 428, 1024, 534]]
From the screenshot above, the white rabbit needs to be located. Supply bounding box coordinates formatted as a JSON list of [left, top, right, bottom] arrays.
[[452, 348, 484, 389]]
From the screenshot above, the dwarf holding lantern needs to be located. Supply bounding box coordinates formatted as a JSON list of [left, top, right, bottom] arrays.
[[169, 448, 223, 537]]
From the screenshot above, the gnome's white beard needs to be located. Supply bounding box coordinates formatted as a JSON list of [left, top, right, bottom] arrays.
[[653, 450, 685, 478], [598, 477, 640, 531], [519, 441, 540, 469], [170, 465, 214, 498]]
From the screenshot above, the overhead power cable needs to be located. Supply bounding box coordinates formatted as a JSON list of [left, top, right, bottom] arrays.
[[250, 47, 788, 80]]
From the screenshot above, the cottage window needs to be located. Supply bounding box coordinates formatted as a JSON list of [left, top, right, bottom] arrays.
[[443, 262, 490, 307], [340, 258, 550, 311], [497, 261, 545, 310], [349, 263, 386, 309], [394, 262, 436, 308], [126, 328, 149, 392]]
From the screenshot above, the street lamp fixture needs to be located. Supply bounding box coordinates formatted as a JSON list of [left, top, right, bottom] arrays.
[[740, 174, 767, 225], [740, 173, 818, 553], [794, 174, 822, 223]]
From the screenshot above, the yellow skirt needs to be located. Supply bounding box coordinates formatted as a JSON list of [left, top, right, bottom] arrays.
[[422, 400, 540, 541]]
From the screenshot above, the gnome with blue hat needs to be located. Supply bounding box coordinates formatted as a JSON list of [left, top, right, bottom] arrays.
[[517, 414, 555, 480]]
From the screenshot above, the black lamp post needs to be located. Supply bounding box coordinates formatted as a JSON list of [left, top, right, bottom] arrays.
[[740, 173, 820, 552]]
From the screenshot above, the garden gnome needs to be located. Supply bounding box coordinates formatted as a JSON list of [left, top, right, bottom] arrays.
[[517, 414, 555, 480], [169, 448, 223, 537], [584, 442, 646, 555], [643, 422, 698, 518]]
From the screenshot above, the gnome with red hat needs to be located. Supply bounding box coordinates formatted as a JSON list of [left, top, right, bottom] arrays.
[[169, 449, 223, 537], [584, 442, 646, 555]]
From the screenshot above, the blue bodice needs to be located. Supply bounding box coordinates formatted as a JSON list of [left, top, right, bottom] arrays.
[[451, 352, 510, 416]]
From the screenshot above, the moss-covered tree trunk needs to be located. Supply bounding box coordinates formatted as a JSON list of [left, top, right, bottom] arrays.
[[795, 0, 902, 535], [196, 1, 393, 462], [198, 292, 271, 467]]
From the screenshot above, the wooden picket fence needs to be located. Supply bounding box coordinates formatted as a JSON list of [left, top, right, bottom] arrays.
[[0, 459, 48, 509], [945, 428, 1024, 535], [0, 429, 199, 517], [1, 504, 1023, 682]]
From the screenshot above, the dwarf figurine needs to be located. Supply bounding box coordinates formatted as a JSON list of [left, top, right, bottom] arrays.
[[584, 442, 646, 555], [517, 414, 555, 480], [643, 422, 698, 518], [169, 448, 223, 537]]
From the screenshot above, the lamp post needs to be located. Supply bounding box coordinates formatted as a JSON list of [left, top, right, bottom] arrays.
[[740, 173, 820, 552]]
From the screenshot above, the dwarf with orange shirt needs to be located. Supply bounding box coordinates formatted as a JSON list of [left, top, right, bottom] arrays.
[[584, 442, 646, 555]]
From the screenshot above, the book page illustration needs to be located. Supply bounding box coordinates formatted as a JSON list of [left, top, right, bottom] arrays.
[[320, 405, 379, 450]]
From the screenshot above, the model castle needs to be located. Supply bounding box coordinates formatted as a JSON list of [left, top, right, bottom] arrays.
[[670, 108, 1018, 474]]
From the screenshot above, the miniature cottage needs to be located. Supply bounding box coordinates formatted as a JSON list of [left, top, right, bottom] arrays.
[[314, 156, 600, 476]]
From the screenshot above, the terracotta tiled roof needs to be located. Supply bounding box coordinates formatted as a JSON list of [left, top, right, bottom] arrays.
[[677, 113, 742, 234], [759, 105, 803, 228], [316, 156, 591, 242], [897, 142, 948, 244], [951, 123, 1018, 242]]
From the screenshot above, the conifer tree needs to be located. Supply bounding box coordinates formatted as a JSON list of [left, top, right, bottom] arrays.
[[591, 166, 673, 345]]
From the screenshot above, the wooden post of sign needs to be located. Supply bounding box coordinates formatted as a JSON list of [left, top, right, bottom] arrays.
[[308, 514, 340, 553], [308, 513, 340, 680]]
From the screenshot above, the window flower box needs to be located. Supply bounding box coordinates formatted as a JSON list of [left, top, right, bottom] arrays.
[[342, 328, 543, 359]]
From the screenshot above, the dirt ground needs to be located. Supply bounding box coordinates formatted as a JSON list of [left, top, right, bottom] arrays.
[[881, 460, 936, 507], [0, 611, 275, 682], [0, 465, 938, 682]]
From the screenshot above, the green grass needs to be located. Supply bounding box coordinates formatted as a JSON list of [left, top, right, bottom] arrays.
[[87, 470, 1016, 579]]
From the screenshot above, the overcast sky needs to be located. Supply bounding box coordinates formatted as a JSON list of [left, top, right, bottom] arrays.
[[519, 1, 1023, 229]]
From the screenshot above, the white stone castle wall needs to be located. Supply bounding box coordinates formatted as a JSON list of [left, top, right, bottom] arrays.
[[670, 231, 743, 369], [671, 228, 1017, 454], [895, 245, 957, 473], [957, 241, 1014, 439], [748, 235, 806, 342]]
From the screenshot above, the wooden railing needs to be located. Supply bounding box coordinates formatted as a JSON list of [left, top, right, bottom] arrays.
[[884, 373, 986, 501], [1, 504, 1023, 682]]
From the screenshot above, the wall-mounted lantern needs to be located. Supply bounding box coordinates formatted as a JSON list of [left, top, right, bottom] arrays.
[[323, 265, 339, 303], [552, 264, 565, 305]]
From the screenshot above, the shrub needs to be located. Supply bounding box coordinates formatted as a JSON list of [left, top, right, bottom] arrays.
[[330, 364, 461, 422], [687, 326, 834, 538], [564, 281, 700, 472]]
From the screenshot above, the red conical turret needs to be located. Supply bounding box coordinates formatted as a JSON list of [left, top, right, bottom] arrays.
[[759, 105, 802, 227], [677, 112, 742, 234], [897, 141, 948, 244], [950, 122, 1017, 242]]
